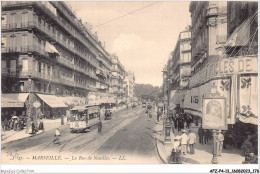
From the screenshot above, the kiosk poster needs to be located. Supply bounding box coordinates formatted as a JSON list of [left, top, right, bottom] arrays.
[[202, 98, 227, 130]]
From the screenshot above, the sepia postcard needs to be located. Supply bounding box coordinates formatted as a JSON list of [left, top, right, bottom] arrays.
[[1, 1, 258, 171]]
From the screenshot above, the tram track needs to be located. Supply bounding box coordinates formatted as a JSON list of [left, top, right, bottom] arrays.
[[58, 108, 144, 154]]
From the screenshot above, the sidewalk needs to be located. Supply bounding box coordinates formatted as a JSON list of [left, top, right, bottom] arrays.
[[1, 118, 63, 144], [156, 122, 244, 164], [1, 106, 127, 144]]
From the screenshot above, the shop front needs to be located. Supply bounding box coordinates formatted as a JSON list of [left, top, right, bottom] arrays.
[[183, 56, 258, 125], [36, 93, 67, 119], [1, 93, 29, 120]]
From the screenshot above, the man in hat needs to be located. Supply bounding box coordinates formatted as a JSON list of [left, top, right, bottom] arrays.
[[217, 130, 224, 157], [180, 129, 188, 155], [172, 136, 181, 163], [188, 129, 197, 155]]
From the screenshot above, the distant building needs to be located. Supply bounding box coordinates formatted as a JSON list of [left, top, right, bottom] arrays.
[[166, 26, 191, 108], [124, 71, 135, 103], [110, 55, 126, 106]]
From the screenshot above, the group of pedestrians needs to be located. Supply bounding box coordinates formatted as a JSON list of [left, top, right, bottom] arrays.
[[171, 112, 193, 133], [198, 125, 212, 144], [171, 129, 197, 163], [1, 115, 28, 132]]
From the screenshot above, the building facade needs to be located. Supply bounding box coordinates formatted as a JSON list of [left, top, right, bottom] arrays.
[[1, 1, 125, 121], [110, 55, 126, 106], [124, 71, 135, 104], [184, 1, 257, 127], [225, 1, 258, 126], [165, 26, 191, 108]]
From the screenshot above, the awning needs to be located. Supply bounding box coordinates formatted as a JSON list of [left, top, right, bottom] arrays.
[[1, 93, 29, 108], [36, 94, 67, 108], [60, 96, 86, 106], [224, 17, 251, 47], [45, 41, 60, 55], [70, 105, 88, 112]]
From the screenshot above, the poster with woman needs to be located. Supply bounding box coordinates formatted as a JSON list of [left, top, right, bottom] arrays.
[[202, 98, 227, 130]]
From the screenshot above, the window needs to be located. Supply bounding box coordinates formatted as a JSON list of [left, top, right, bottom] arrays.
[[22, 59, 28, 72], [49, 85, 51, 93], [38, 62, 41, 73], [19, 82, 24, 92], [10, 60, 16, 74], [9, 12, 16, 26], [44, 84, 46, 92], [21, 12, 28, 24], [47, 65, 50, 75], [37, 83, 41, 92], [22, 35, 28, 47]]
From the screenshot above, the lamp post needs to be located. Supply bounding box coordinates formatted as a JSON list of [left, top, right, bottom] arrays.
[[211, 130, 219, 164], [164, 78, 171, 143], [162, 67, 171, 144]]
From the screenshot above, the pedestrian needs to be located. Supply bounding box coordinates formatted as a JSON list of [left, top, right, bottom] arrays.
[[31, 122, 35, 134], [4, 118, 8, 131], [186, 115, 190, 129], [13, 118, 18, 131], [157, 109, 161, 122], [177, 118, 182, 132], [180, 129, 188, 155], [205, 129, 211, 144], [171, 137, 181, 163], [17, 118, 21, 131], [198, 125, 203, 144], [53, 128, 61, 145], [217, 130, 224, 157], [61, 115, 64, 125], [98, 121, 102, 133], [39, 118, 44, 131], [174, 116, 177, 130], [188, 130, 196, 155]]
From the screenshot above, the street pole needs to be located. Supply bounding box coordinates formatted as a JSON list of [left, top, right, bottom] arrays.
[[164, 78, 171, 143], [211, 129, 218, 164]]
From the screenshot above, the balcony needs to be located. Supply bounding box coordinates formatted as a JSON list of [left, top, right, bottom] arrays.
[[2, 43, 98, 81], [2, 19, 99, 69]]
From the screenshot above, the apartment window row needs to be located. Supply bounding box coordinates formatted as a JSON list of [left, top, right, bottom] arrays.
[[36, 82, 52, 93], [74, 58, 95, 74], [180, 42, 191, 51], [74, 74, 95, 86], [180, 52, 191, 63]]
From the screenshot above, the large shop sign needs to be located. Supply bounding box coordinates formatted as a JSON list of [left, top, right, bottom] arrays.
[[190, 57, 258, 87], [2, 102, 24, 108]]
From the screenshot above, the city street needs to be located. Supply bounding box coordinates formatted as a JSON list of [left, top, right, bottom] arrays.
[[1, 107, 162, 164]]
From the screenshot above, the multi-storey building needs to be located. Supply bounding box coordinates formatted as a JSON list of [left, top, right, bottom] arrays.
[[189, 1, 227, 74], [1, 1, 114, 121], [166, 26, 191, 108], [124, 71, 135, 103], [110, 55, 126, 106], [225, 1, 258, 126], [185, 1, 257, 127]]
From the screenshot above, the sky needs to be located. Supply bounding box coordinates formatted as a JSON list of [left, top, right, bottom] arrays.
[[66, 1, 191, 87]]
